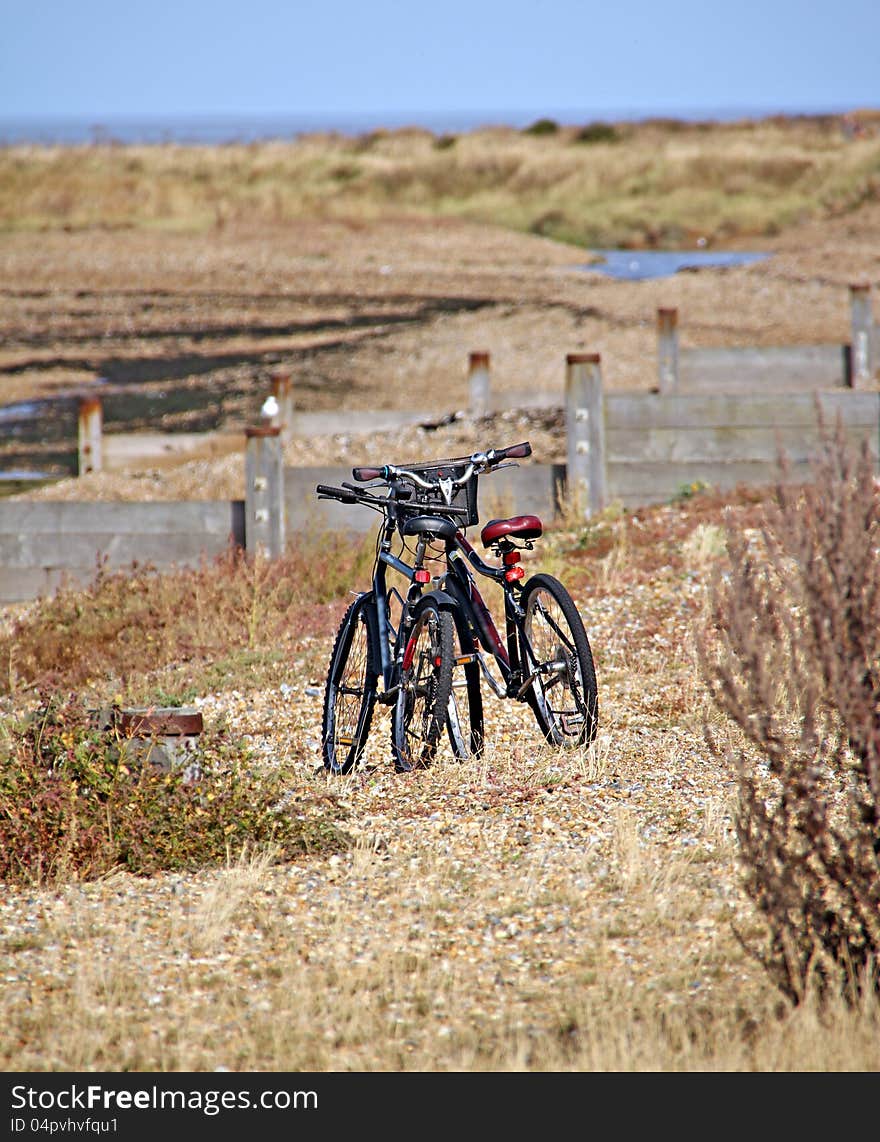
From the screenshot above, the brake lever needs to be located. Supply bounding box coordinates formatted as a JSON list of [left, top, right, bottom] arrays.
[[342, 480, 378, 493]]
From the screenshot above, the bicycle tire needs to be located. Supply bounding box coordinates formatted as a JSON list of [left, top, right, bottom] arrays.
[[446, 610, 484, 760], [322, 593, 380, 774], [391, 595, 455, 772], [517, 573, 599, 748]]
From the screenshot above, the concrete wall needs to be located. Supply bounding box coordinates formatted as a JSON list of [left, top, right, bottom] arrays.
[[677, 345, 849, 392], [0, 466, 564, 604], [2, 390, 878, 603], [0, 501, 245, 604], [603, 389, 880, 508]]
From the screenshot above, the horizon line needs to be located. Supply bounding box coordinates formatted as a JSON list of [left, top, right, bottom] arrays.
[[2, 102, 877, 124]]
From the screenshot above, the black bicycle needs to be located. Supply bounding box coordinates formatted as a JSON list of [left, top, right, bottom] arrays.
[[316, 441, 599, 774]]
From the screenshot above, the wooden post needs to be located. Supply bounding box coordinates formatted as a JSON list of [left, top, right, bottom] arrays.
[[468, 351, 491, 417], [77, 396, 103, 475], [564, 353, 606, 518], [244, 425, 284, 558], [657, 307, 679, 393], [270, 371, 295, 442], [849, 283, 874, 389]]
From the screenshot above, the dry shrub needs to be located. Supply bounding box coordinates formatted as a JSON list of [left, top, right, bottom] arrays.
[[698, 415, 880, 1007], [0, 528, 374, 697], [0, 691, 351, 886]]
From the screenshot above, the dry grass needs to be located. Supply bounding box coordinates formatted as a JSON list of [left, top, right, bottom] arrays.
[[2, 115, 879, 486], [2, 484, 880, 1071], [2, 114, 880, 1072], [2, 114, 879, 247]]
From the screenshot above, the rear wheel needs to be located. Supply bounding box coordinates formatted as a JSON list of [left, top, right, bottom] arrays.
[[392, 597, 455, 771], [518, 573, 598, 748], [322, 594, 380, 774]]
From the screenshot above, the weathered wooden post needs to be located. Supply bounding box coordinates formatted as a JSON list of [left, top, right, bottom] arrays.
[[270, 370, 295, 442], [468, 351, 491, 417], [849, 283, 874, 388], [77, 395, 103, 475], [244, 425, 284, 558], [657, 307, 679, 393], [564, 353, 606, 518], [112, 706, 204, 774]]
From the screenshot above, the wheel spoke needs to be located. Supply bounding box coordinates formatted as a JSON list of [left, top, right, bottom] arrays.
[[392, 603, 455, 771], [519, 575, 599, 749], [321, 596, 378, 774]]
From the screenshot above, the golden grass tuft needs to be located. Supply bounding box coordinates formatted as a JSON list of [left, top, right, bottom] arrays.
[[2, 114, 878, 247]]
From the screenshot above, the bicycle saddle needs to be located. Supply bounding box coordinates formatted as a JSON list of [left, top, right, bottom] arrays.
[[402, 515, 459, 541], [480, 515, 543, 547]]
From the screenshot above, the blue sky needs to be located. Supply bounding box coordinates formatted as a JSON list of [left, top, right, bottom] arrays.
[[1, 0, 878, 125]]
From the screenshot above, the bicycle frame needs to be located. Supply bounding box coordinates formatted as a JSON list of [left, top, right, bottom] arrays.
[[369, 507, 523, 702], [441, 528, 531, 700], [370, 509, 433, 695]]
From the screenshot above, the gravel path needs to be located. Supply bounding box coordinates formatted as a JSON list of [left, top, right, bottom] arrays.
[[0, 495, 781, 1071], [1, 206, 876, 1068]]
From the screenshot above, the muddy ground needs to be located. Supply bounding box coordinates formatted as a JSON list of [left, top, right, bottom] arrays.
[[1, 204, 878, 491]]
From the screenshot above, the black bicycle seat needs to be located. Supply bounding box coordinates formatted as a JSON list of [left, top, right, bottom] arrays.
[[402, 515, 459, 541]]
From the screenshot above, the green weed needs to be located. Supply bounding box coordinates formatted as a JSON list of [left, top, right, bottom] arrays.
[[0, 691, 351, 886]]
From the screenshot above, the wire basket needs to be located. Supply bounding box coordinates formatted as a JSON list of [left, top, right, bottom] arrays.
[[395, 457, 479, 527]]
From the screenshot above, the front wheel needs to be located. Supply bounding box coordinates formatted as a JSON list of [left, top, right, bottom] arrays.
[[392, 597, 455, 772], [517, 573, 599, 748], [322, 594, 380, 774]]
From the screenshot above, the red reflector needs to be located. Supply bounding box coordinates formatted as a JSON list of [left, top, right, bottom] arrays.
[[504, 566, 525, 583], [503, 550, 521, 566], [414, 569, 431, 583], [433, 655, 443, 667]]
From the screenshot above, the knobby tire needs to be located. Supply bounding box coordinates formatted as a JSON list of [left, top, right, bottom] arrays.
[[322, 593, 380, 774], [517, 573, 599, 748], [446, 608, 484, 760], [392, 596, 455, 771]]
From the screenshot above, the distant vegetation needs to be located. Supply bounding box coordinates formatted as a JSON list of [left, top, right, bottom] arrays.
[[2, 112, 879, 248]]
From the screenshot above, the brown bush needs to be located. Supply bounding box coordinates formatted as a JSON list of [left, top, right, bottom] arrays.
[[0, 691, 351, 886], [698, 415, 880, 1007], [0, 528, 373, 698]]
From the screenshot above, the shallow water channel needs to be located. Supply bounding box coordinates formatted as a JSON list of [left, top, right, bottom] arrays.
[[582, 248, 770, 280]]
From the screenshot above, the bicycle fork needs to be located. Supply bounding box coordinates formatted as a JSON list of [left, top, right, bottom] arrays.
[[374, 530, 441, 703]]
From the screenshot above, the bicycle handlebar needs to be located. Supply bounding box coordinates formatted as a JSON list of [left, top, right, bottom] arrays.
[[318, 441, 532, 524], [316, 483, 360, 503], [351, 440, 532, 485]]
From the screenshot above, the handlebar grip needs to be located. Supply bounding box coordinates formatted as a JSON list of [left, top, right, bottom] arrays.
[[316, 484, 358, 503], [352, 466, 385, 482], [497, 441, 531, 461]]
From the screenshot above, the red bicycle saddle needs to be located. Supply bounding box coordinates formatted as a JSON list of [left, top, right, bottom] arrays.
[[480, 514, 543, 547]]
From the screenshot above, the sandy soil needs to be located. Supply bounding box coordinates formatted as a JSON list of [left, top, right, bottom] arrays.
[[1, 204, 879, 500]]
